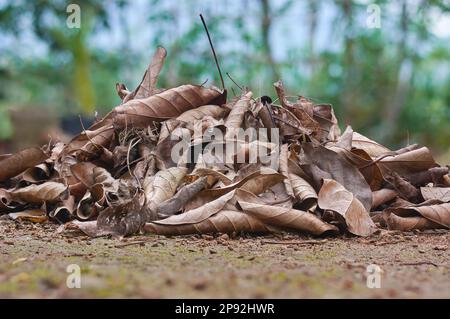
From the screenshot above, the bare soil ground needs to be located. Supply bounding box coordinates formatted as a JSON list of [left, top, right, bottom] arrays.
[[0, 218, 448, 298]]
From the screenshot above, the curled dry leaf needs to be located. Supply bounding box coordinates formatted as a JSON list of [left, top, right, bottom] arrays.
[[289, 173, 317, 211], [0, 147, 47, 182], [386, 202, 450, 228], [144, 210, 270, 235], [153, 190, 235, 225], [144, 167, 187, 211], [383, 211, 444, 231], [372, 188, 397, 209], [318, 179, 377, 236], [22, 163, 51, 183], [156, 177, 208, 218], [238, 201, 338, 236], [224, 92, 252, 139], [8, 182, 67, 205]]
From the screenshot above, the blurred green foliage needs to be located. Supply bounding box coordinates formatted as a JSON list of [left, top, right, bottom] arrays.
[[0, 0, 449, 154]]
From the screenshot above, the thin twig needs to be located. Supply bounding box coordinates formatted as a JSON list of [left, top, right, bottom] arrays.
[[226, 72, 243, 90], [79, 115, 100, 151], [200, 14, 225, 91]]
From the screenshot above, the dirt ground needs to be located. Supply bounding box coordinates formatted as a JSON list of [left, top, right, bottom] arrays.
[[0, 218, 448, 298]]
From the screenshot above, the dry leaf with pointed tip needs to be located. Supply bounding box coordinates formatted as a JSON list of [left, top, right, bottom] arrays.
[[133, 46, 167, 99], [420, 187, 450, 202], [351, 132, 390, 158], [379, 147, 438, 178], [154, 190, 235, 225], [238, 201, 338, 236], [113, 85, 223, 128], [318, 179, 377, 236], [144, 167, 187, 210], [9, 182, 67, 205], [224, 92, 252, 138], [383, 211, 444, 231], [386, 202, 450, 228], [0, 147, 47, 182], [144, 210, 270, 235]]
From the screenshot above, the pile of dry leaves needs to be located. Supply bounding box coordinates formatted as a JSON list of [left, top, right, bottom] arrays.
[[1, 47, 449, 239]]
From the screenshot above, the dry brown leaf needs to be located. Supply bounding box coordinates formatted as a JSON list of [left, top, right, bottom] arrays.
[[144, 167, 187, 211], [379, 147, 438, 178], [279, 144, 294, 197], [302, 143, 373, 210], [372, 188, 397, 209], [420, 187, 450, 202], [224, 92, 252, 137], [144, 210, 270, 235], [112, 85, 223, 128], [383, 211, 444, 231], [22, 163, 51, 183], [153, 190, 235, 225], [177, 105, 226, 124], [386, 202, 450, 228], [238, 201, 338, 236], [318, 179, 377, 236], [289, 173, 317, 211], [351, 132, 390, 158], [156, 177, 208, 218], [0, 147, 47, 182], [9, 182, 67, 205]]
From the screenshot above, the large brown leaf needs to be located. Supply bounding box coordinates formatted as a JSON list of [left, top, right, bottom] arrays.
[[0, 147, 47, 182], [144, 210, 270, 235], [302, 143, 373, 210], [238, 201, 338, 235], [383, 211, 444, 231], [9, 182, 67, 205], [152, 190, 235, 225], [318, 179, 377, 236], [386, 202, 450, 228], [112, 85, 223, 128], [379, 147, 438, 178]]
